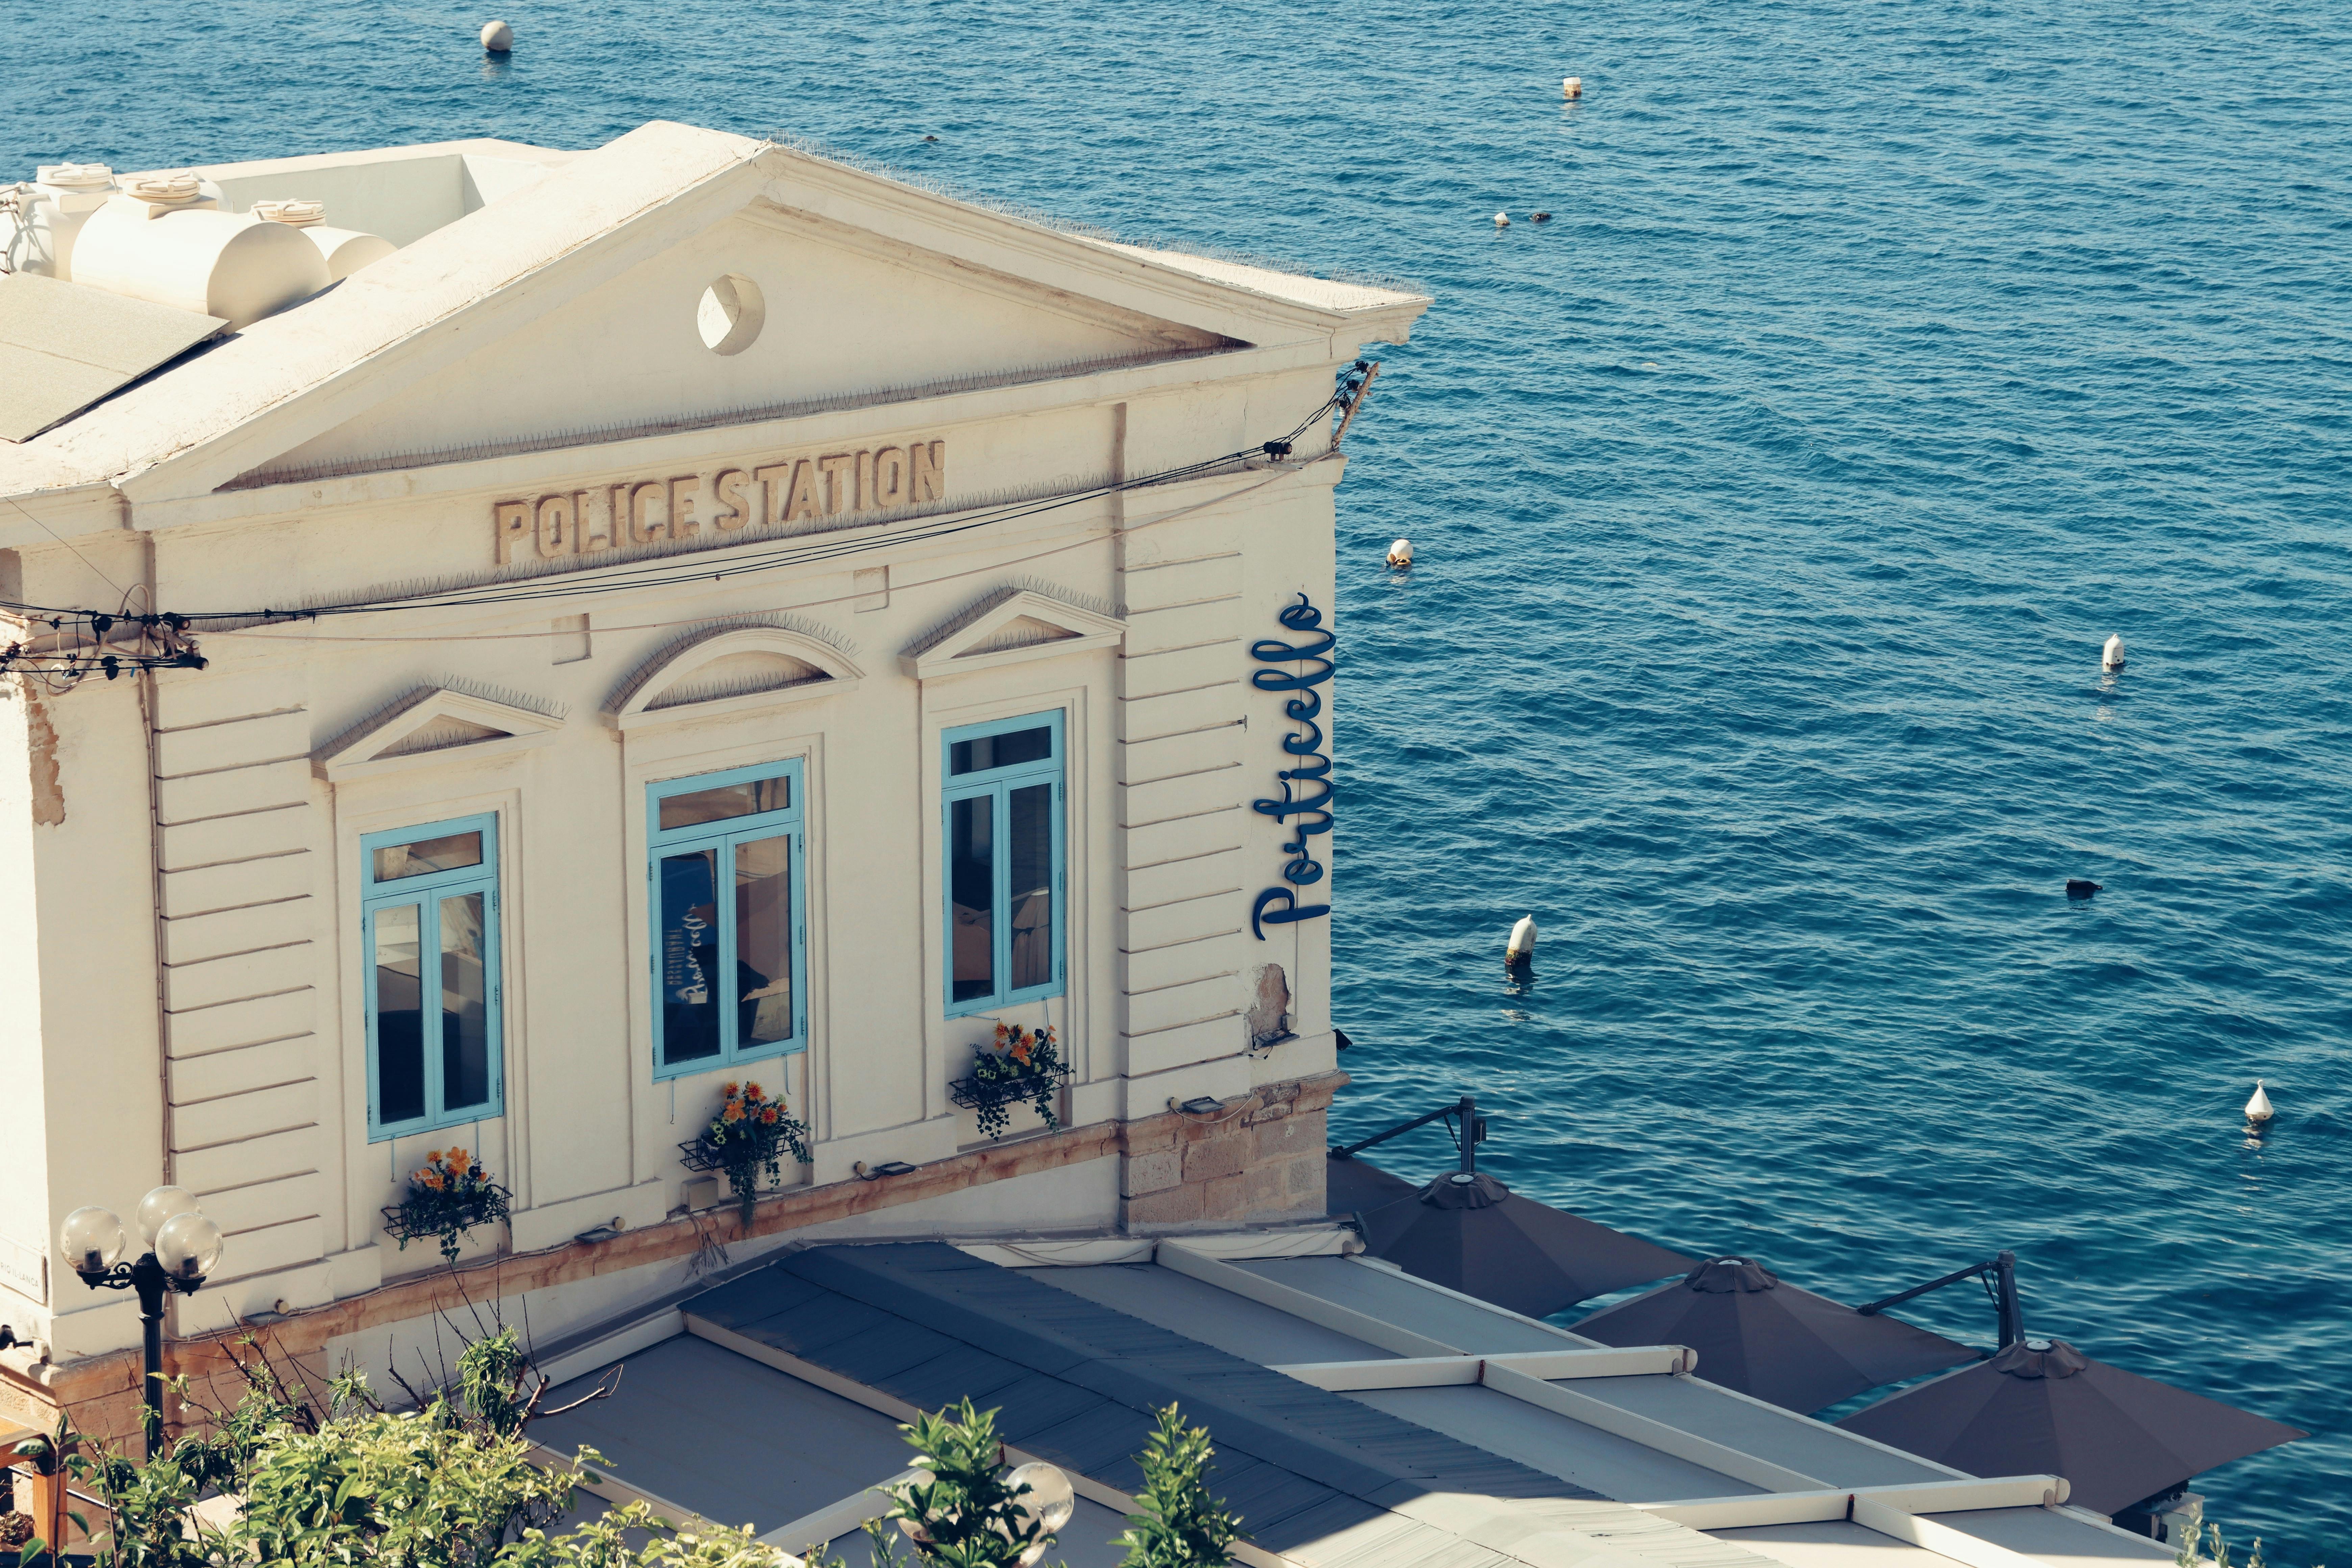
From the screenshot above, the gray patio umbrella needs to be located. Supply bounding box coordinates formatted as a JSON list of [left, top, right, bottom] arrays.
[[1573, 1257, 1978, 1414], [1358, 1170, 1696, 1319], [1837, 1337, 2306, 1516], [1325, 1153, 1418, 1218]]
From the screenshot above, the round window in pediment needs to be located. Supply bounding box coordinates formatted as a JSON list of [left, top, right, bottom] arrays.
[[696, 273, 766, 356]]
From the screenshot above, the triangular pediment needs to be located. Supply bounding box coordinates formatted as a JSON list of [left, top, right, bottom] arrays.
[[249, 203, 1236, 484], [607, 620, 863, 730], [82, 126, 1423, 507], [316, 685, 565, 780], [902, 588, 1124, 679]]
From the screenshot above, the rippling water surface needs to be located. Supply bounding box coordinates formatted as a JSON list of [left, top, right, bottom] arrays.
[[6, 0, 2349, 1552]]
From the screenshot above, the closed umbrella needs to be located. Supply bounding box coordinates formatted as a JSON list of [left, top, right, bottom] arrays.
[[1325, 1153, 1417, 1218], [1575, 1257, 1977, 1414], [1837, 1337, 2306, 1517], [1359, 1170, 1695, 1319]]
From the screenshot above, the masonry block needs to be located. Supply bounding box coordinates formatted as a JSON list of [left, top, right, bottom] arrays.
[[1254, 1107, 1323, 1165], [1202, 1173, 1248, 1220], [1121, 1149, 1181, 1197], [1121, 1184, 1206, 1226], [1181, 1134, 1249, 1183]]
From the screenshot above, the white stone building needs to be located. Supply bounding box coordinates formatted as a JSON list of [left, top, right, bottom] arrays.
[[0, 121, 1425, 1437]]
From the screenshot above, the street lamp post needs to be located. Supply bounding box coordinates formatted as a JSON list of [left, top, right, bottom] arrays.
[[58, 1187, 224, 1461]]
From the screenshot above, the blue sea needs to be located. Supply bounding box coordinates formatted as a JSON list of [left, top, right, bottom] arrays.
[[6, 0, 2347, 1552]]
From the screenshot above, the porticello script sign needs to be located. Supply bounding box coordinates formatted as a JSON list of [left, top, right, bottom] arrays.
[[1249, 593, 1335, 941], [492, 437, 947, 563]]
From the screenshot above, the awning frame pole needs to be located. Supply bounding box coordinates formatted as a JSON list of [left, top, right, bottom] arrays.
[[1857, 1249, 2024, 1349], [1330, 1095, 1490, 1165]]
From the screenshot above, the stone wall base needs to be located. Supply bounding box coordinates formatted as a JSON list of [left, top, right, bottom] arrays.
[[1115, 1071, 1344, 1229]]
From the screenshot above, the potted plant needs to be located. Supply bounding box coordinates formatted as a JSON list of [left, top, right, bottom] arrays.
[[678, 1081, 810, 1226], [381, 1148, 512, 1264], [948, 1024, 1067, 1142]]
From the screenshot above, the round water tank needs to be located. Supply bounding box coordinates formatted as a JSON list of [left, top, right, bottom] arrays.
[[15, 164, 117, 279], [71, 197, 331, 329], [302, 225, 396, 281]]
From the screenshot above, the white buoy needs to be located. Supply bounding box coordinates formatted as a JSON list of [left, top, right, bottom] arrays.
[[481, 18, 513, 51], [2246, 1080, 2274, 1124], [1387, 538, 1413, 569], [1507, 915, 1537, 961], [2102, 632, 2125, 669], [1563, 77, 1584, 99], [1493, 211, 1510, 228]]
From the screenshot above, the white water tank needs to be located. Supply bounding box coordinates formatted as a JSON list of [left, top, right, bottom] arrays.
[[11, 163, 118, 279], [71, 182, 330, 329], [251, 199, 395, 281]]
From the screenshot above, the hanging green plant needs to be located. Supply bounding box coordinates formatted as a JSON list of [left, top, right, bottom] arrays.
[[677, 1080, 811, 1226], [381, 1148, 512, 1264]]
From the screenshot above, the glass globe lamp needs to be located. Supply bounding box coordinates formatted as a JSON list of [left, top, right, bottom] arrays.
[[59, 1206, 126, 1277], [1003, 1462, 1075, 1566], [154, 1210, 224, 1283], [135, 1185, 201, 1247]]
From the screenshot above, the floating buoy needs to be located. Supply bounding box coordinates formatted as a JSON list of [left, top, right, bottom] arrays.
[[2102, 633, 2125, 669], [1531, 212, 1552, 223], [1494, 211, 1510, 228], [481, 18, 512, 51], [1388, 538, 1413, 569], [922, 134, 938, 142], [1507, 915, 1537, 961], [2066, 879, 2101, 899], [2246, 1080, 2274, 1125], [1563, 76, 1584, 99]]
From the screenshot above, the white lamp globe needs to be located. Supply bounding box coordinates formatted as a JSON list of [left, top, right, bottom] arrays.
[[136, 1185, 201, 1247], [1004, 1460, 1075, 1562], [154, 1210, 224, 1283], [59, 1206, 126, 1275]]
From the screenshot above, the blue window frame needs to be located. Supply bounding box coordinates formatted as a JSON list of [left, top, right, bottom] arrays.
[[942, 711, 1065, 1017], [362, 814, 503, 1142], [649, 759, 807, 1078]]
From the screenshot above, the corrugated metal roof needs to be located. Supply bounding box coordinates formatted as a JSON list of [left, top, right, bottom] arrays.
[[685, 1243, 1602, 1556]]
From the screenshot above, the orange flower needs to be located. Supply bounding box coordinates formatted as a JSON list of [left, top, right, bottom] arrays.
[[1009, 1035, 1033, 1066], [721, 1102, 743, 1122], [419, 1171, 444, 1191], [744, 1082, 764, 1103], [447, 1148, 471, 1175], [426, 1150, 442, 1164], [721, 1081, 739, 1098], [760, 1105, 778, 1124]]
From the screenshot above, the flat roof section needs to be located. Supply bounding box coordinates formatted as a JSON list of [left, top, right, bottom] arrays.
[[1568, 1375, 1953, 1490], [1345, 1383, 1757, 1502], [1233, 1256, 1600, 1352], [1929, 1508, 2173, 1568], [1717, 1519, 1969, 1568], [1027, 1262, 1400, 1364], [531, 1334, 915, 1533]]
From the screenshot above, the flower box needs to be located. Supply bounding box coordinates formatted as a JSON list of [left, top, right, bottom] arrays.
[[381, 1148, 511, 1265], [950, 1024, 1067, 1141], [678, 1080, 809, 1224]]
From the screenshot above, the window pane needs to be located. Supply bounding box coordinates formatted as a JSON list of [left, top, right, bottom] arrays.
[[735, 836, 794, 1047], [1008, 783, 1054, 991], [950, 725, 1052, 777], [660, 849, 722, 1065], [660, 775, 789, 832], [372, 904, 425, 1126], [440, 892, 493, 1112], [949, 795, 994, 1002], [374, 830, 483, 883]]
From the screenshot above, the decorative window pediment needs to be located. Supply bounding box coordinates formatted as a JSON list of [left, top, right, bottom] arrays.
[[607, 622, 863, 731], [317, 686, 565, 781], [901, 588, 1125, 680]]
